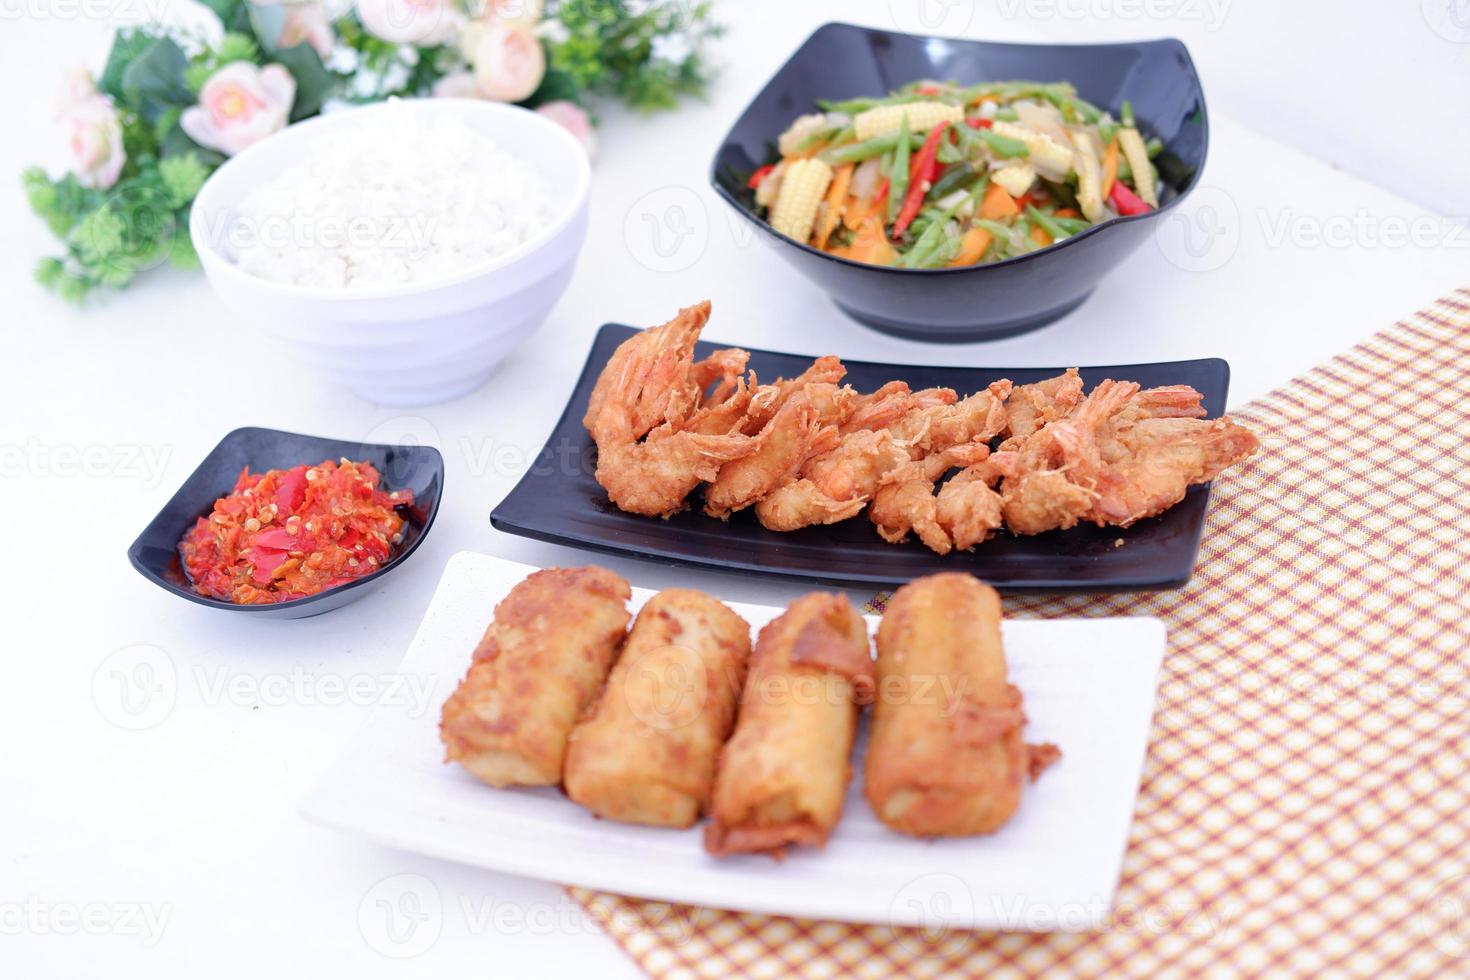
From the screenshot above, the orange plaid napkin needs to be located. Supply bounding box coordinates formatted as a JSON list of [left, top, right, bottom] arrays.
[[567, 288, 1470, 978]]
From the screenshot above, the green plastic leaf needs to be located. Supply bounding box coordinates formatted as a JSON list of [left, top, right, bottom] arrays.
[[169, 232, 200, 270], [522, 65, 583, 110], [158, 153, 210, 208], [248, 5, 287, 55], [216, 32, 262, 67], [198, 0, 253, 35], [160, 120, 226, 168], [272, 43, 333, 122], [73, 207, 127, 262], [120, 37, 193, 124], [97, 30, 157, 103]]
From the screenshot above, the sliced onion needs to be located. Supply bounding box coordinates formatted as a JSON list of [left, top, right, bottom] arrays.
[[1014, 99, 1068, 147], [850, 156, 882, 201]]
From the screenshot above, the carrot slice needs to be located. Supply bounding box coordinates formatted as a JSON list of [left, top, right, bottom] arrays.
[[1030, 225, 1053, 247], [979, 183, 1019, 221], [847, 217, 895, 266], [816, 163, 855, 250], [948, 226, 993, 266]]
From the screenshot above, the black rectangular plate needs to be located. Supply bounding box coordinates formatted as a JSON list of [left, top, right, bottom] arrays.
[[491, 325, 1230, 593]]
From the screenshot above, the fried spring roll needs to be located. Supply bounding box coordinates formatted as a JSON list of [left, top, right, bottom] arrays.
[[439, 566, 631, 788], [705, 593, 873, 857], [865, 572, 1058, 837], [564, 589, 751, 827]]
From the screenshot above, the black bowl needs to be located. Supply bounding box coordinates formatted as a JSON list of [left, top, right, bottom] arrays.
[[127, 427, 443, 620], [710, 22, 1208, 342]]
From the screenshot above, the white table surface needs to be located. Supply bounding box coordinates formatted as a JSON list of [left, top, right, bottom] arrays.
[[4, 3, 1466, 976]]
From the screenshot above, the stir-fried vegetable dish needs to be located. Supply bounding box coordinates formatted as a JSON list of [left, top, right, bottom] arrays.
[[749, 80, 1165, 268]]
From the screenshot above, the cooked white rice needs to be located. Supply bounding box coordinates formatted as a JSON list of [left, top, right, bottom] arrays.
[[229, 106, 555, 289]]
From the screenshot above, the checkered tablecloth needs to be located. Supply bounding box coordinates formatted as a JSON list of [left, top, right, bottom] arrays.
[[568, 287, 1470, 978]]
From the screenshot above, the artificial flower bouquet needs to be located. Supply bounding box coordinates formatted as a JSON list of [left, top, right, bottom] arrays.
[[25, 0, 721, 301]]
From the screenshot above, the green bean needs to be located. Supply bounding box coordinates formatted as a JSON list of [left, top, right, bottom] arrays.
[[1073, 97, 1104, 124], [1146, 136, 1163, 158], [1026, 205, 1071, 242], [903, 199, 965, 268], [978, 129, 1029, 158], [818, 96, 883, 114], [1013, 215, 1037, 251], [1045, 90, 1078, 123], [935, 138, 963, 165], [906, 231, 960, 269], [794, 127, 834, 153], [909, 197, 966, 264], [1120, 100, 1136, 128], [819, 131, 924, 165], [1097, 119, 1119, 145], [927, 162, 976, 201], [972, 218, 1015, 240], [1052, 216, 1092, 235], [888, 115, 911, 224], [994, 106, 1020, 122]]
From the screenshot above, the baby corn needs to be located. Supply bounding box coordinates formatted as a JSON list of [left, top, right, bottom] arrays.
[[853, 101, 963, 141], [1117, 127, 1158, 207], [990, 162, 1036, 199], [1072, 129, 1104, 222], [769, 157, 834, 243], [988, 120, 1074, 178]]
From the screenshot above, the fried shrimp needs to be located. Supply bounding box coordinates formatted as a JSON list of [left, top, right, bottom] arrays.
[[935, 452, 1017, 551], [583, 302, 1259, 546], [869, 443, 991, 554], [586, 303, 757, 516], [584, 301, 710, 443], [1000, 368, 1084, 449], [754, 429, 912, 531], [704, 388, 839, 518], [741, 356, 847, 434]]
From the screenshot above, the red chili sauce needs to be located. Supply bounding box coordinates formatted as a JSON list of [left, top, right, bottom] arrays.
[[179, 459, 412, 604]]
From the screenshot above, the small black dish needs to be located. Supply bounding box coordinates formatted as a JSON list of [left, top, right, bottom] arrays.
[[710, 22, 1208, 341], [127, 427, 443, 620], [490, 324, 1232, 593]]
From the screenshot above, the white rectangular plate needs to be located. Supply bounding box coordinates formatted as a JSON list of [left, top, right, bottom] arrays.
[[301, 552, 1166, 932]]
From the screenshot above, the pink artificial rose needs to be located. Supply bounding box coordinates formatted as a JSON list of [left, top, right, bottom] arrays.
[[478, 0, 541, 26], [181, 62, 296, 157], [472, 21, 545, 102], [536, 100, 595, 158], [355, 0, 461, 45], [55, 68, 98, 117], [278, 3, 334, 57], [63, 94, 126, 189], [431, 71, 483, 99]]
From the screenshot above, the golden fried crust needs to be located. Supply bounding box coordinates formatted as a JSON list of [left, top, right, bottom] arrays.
[[564, 589, 751, 828], [705, 593, 870, 857], [439, 567, 631, 788], [865, 572, 1054, 837]]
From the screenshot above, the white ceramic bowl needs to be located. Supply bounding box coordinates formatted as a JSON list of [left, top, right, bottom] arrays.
[[190, 99, 590, 406]]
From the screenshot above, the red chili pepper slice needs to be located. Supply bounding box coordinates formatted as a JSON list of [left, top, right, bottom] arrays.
[[1109, 181, 1153, 216], [965, 117, 994, 129], [746, 164, 775, 190], [253, 528, 297, 550], [274, 465, 308, 513], [892, 122, 951, 238]]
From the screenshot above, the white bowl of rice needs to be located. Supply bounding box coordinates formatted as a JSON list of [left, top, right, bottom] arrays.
[[191, 98, 590, 406]]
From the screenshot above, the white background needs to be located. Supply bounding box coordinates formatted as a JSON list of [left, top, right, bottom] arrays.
[[3, 1, 1467, 975]]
